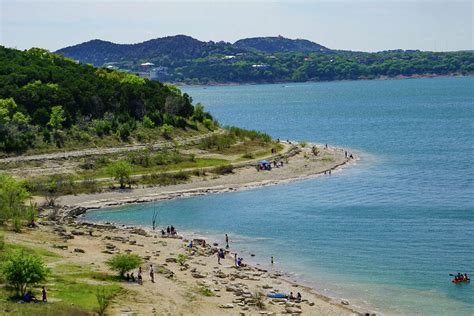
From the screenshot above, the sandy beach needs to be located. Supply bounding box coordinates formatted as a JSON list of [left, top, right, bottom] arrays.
[[6, 218, 366, 315], [8, 142, 368, 315]]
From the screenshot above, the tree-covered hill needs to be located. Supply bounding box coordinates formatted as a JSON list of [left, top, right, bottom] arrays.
[[0, 46, 213, 153], [57, 35, 243, 66], [56, 35, 474, 85], [233, 36, 329, 53]]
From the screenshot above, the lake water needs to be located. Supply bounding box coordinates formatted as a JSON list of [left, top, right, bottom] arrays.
[[85, 77, 474, 315]]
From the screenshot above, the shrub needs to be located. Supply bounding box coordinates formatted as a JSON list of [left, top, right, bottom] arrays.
[[117, 123, 132, 141], [140, 172, 189, 186], [106, 254, 142, 277], [107, 160, 132, 189], [0, 233, 5, 252], [1, 251, 49, 297], [95, 120, 111, 137], [197, 286, 214, 297], [160, 124, 174, 139], [142, 115, 155, 128], [212, 164, 234, 175], [176, 254, 188, 266], [203, 118, 214, 130]]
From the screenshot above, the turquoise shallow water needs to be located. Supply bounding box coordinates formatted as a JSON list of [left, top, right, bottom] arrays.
[[85, 77, 474, 315]]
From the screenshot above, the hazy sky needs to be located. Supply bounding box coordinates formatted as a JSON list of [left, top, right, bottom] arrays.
[[1, 0, 472, 52]]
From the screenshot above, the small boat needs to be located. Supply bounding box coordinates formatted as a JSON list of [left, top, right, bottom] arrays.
[[452, 279, 470, 283], [267, 292, 287, 299]]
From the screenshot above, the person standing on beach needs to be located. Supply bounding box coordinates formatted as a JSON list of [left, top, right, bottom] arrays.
[[234, 253, 238, 266], [42, 286, 47, 302], [271, 256, 274, 265], [149, 264, 155, 283], [138, 266, 143, 285], [225, 234, 229, 248], [217, 251, 221, 264]]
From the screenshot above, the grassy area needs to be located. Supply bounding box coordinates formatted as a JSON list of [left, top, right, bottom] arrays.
[[0, 241, 123, 315]]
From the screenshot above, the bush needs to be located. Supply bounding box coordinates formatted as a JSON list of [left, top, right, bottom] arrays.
[[142, 115, 155, 128], [106, 254, 142, 277], [140, 172, 189, 186], [160, 124, 174, 139], [212, 164, 234, 175], [1, 251, 49, 297], [198, 134, 235, 151], [0, 233, 5, 252], [203, 118, 214, 130], [176, 254, 188, 266]]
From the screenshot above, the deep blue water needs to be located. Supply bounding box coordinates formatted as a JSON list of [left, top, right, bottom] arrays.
[[85, 77, 474, 315]]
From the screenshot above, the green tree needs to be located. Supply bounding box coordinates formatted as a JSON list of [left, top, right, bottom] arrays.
[[0, 174, 30, 225], [1, 251, 49, 297], [47, 105, 66, 130], [106, 254, 142, 277], [107, 160, 132, 189]]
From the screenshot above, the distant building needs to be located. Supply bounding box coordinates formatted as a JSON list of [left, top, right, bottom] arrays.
[[140, 62, 155, 71], [150, 66, 169, 81], [252, 64, 268, 69]]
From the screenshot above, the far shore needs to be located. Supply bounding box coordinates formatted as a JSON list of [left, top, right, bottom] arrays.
[[174, 72, 473, 88]]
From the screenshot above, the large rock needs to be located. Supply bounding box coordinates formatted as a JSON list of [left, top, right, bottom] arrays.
[[285, 307, 302, 314]]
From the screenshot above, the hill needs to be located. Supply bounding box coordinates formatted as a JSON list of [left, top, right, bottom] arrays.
[[233, 36, 329, 53], [56, 35, 474, 85], [57, 35, 242, 67], [0, 46, 214, 153]]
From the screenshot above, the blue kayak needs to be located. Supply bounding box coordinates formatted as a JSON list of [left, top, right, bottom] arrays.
[[267, 293, 287, 299]]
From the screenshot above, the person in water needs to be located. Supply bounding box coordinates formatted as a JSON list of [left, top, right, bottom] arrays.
[[464, 273, 470, 280]]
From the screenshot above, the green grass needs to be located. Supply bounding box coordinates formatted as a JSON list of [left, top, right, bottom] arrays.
[[0, 244, 123, 315], [80, 158, 228, 179], [195, 286, 214, 297], [3, 243, 61, 259]]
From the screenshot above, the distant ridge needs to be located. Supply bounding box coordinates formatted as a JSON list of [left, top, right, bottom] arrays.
[[56, 35, 329, 66], [56, 35, 474, 85]]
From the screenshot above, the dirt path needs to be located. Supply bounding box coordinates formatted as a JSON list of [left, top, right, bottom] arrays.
[[0, 130, 222, 164]]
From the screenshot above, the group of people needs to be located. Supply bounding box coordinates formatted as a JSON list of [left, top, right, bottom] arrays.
[[161, 225, 177, 237], [344, 151, 354, 159], [21, 286, 47, 303], [256, 160, 284, 171], [454, 273, 470, 281], [288, 292, 302, 302], [126, 266, 143, 285]]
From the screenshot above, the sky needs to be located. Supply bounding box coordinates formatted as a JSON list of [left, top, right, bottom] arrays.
[[1, 0, 472, 52]]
